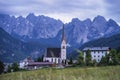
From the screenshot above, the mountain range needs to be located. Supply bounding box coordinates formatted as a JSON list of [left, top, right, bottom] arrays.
[[0, 13, 120, 62]]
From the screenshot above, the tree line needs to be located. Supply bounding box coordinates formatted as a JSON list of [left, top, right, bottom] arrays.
[[68, 49, 120, 67], [0, 48, 120, 74]]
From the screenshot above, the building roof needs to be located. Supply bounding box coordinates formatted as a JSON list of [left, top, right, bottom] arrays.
[[23, 57, 34, 62], [46, 48, 61, 57], [62, 24, 66, 42], [83, 47, 109, 51], [28, 62, 54, 66]]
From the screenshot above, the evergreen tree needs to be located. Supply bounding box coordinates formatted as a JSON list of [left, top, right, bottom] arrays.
[[99, 49, 120, 66], [99, 53, 109, 66], [7, 65, 11, 72], [91, 59, 97, 66], [12, 62, 19, 72], [69, 57, 73, 64], [117, 52, 120, 65], [36, 55, 44, 62], [0, 60, 4, 74], [109, 49, 118, 65], [77, 50, 84, 66], [85, 49, 92, 66]]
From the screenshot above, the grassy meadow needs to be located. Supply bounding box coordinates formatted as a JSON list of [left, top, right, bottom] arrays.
[[0, 66, 120, 80]]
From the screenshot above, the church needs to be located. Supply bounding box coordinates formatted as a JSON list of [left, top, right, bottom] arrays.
[[43, 25, 67, 65], [19, 25, 67, 70]]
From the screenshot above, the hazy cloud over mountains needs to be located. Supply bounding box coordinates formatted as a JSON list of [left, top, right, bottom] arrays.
[[0, 0, 120, 24]]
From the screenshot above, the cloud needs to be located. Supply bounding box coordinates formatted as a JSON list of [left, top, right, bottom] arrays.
[[105, 0, 120, 23], [0, 0, 119, 24]]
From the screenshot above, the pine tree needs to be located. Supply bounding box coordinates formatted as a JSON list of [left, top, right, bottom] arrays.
[[109, 49, 118, 65], [77, 50, 84, 66], [117, 52, 120, 65], [0, 60, 4, 74], [36, 55, 44, 62], [85, 49, 92, 66], [12, 62, 19, 72], [7, 65, 11, 72], [99, 53, 109, 66], [69, 57, 73, 64]]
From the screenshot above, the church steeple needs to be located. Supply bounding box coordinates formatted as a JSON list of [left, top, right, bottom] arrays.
[[62, 24, 66, 42], [61, 24, 66, 65]]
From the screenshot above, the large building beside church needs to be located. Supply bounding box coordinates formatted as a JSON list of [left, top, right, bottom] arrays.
[[83, 47, 110, 62], [44, 25, 67, 65]]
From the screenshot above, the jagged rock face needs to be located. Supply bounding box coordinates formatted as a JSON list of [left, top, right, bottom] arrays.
[[0, 13, 63, 40], [0, 14, 120, 49], [65, 16, 120, 47], [65, 18, 89, 46]]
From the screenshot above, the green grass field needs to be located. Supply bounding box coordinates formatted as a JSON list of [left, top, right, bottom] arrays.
[[0, 66, 120, 80]]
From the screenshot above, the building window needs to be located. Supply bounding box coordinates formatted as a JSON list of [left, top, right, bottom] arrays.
[[98, 51, 99, 53], [94, 55, 96, 57], [51, 58, 53, 62], [98, 55, 100, 57], [98, 59, 99, 62]]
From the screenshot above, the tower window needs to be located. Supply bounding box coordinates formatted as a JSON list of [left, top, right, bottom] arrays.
[[63, 46, 65, 49]]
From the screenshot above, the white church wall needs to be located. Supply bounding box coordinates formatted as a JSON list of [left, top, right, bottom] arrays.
[[44, 57, 52, 62], [61, 39, 67, 61], [44, 57, 60, 64]]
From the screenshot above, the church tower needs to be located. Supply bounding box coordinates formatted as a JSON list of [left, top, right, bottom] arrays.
[[61, 25, 66, 64]]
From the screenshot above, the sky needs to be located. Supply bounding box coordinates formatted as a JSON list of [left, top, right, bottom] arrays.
[[0, 0, 120, 24]]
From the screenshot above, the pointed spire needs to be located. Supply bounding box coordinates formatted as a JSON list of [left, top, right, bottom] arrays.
[[62, 24, 66, 42]]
